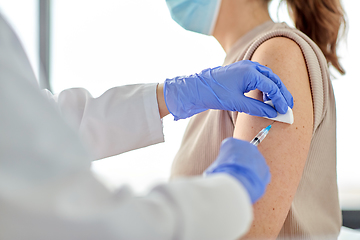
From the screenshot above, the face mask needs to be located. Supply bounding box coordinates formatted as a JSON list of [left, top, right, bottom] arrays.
[[166, 0, 222, 36]]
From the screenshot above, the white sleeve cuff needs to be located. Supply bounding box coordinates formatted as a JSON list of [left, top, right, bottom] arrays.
[[141, 83, 165, 146]]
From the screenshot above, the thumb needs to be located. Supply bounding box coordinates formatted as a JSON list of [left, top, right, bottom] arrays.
[[238, 97, 277, 118]]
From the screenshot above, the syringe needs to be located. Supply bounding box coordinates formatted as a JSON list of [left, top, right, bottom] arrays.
[[250, 124, 272, 146]]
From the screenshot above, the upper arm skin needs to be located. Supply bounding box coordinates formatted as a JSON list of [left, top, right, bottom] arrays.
[[234, 37, 314, 239]]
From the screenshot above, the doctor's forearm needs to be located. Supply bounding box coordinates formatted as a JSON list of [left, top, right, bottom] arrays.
[[156, 83, 170, 118]]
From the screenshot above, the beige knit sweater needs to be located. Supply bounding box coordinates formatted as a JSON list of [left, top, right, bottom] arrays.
[[170, 21, 341, 239]]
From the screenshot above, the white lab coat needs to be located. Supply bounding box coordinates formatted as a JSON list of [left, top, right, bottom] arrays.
[[0, 13, 253, 240]]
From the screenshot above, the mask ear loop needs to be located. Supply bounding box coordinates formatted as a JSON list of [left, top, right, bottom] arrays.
[[208, 0, 223, 35]]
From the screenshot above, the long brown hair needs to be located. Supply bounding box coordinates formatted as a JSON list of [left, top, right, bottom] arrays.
[[268, 0, 347, 75]]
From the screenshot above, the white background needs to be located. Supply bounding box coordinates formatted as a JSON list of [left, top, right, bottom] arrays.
[[0, 0, 359, 209]]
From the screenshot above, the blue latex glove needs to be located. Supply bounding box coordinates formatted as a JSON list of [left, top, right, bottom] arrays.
[[164, 60, 293, 120], [204, 138, 271, 204]]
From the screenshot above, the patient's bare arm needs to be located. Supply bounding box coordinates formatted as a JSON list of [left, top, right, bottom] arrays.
[[233, 37, 314, 239]]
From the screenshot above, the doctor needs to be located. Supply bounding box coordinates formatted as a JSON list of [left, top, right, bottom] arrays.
[[0, 11, 292, 240]]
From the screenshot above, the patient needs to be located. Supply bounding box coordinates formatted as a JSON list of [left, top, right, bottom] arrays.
[[170, 0, 346, 239]]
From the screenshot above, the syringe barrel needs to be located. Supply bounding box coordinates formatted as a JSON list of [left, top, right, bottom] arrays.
[[250, 138, 260, 146], [250, 128, 269, 146]]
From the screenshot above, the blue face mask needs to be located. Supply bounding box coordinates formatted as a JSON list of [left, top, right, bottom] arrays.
[[166, 0, 222, 36]]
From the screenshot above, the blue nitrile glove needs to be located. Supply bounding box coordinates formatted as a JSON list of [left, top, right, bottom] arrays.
[[164, 60, 293, 120], [204, 138, 271, 204]]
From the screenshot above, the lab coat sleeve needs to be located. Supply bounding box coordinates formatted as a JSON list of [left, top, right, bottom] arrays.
[[0, 13, 254, 240], [1, 163, 253, 240], [44, 83, 165, 160]]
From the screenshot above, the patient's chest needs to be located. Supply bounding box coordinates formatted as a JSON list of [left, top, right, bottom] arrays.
[[170, 109, 236, 179]]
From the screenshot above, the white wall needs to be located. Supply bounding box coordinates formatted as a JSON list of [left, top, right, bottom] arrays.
[[0, 0, 38, 79]]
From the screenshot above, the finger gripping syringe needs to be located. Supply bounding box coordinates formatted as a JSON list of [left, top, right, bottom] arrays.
[[250, 125, 272, 146]]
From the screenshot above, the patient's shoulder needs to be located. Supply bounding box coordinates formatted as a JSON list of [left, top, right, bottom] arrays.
[[251, 36, 308, 86], [253, 36, 304, 63]]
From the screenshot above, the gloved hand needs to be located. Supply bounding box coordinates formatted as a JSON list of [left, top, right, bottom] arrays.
[[204, 138, 271, 204], [164, 60, 293, 120]]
